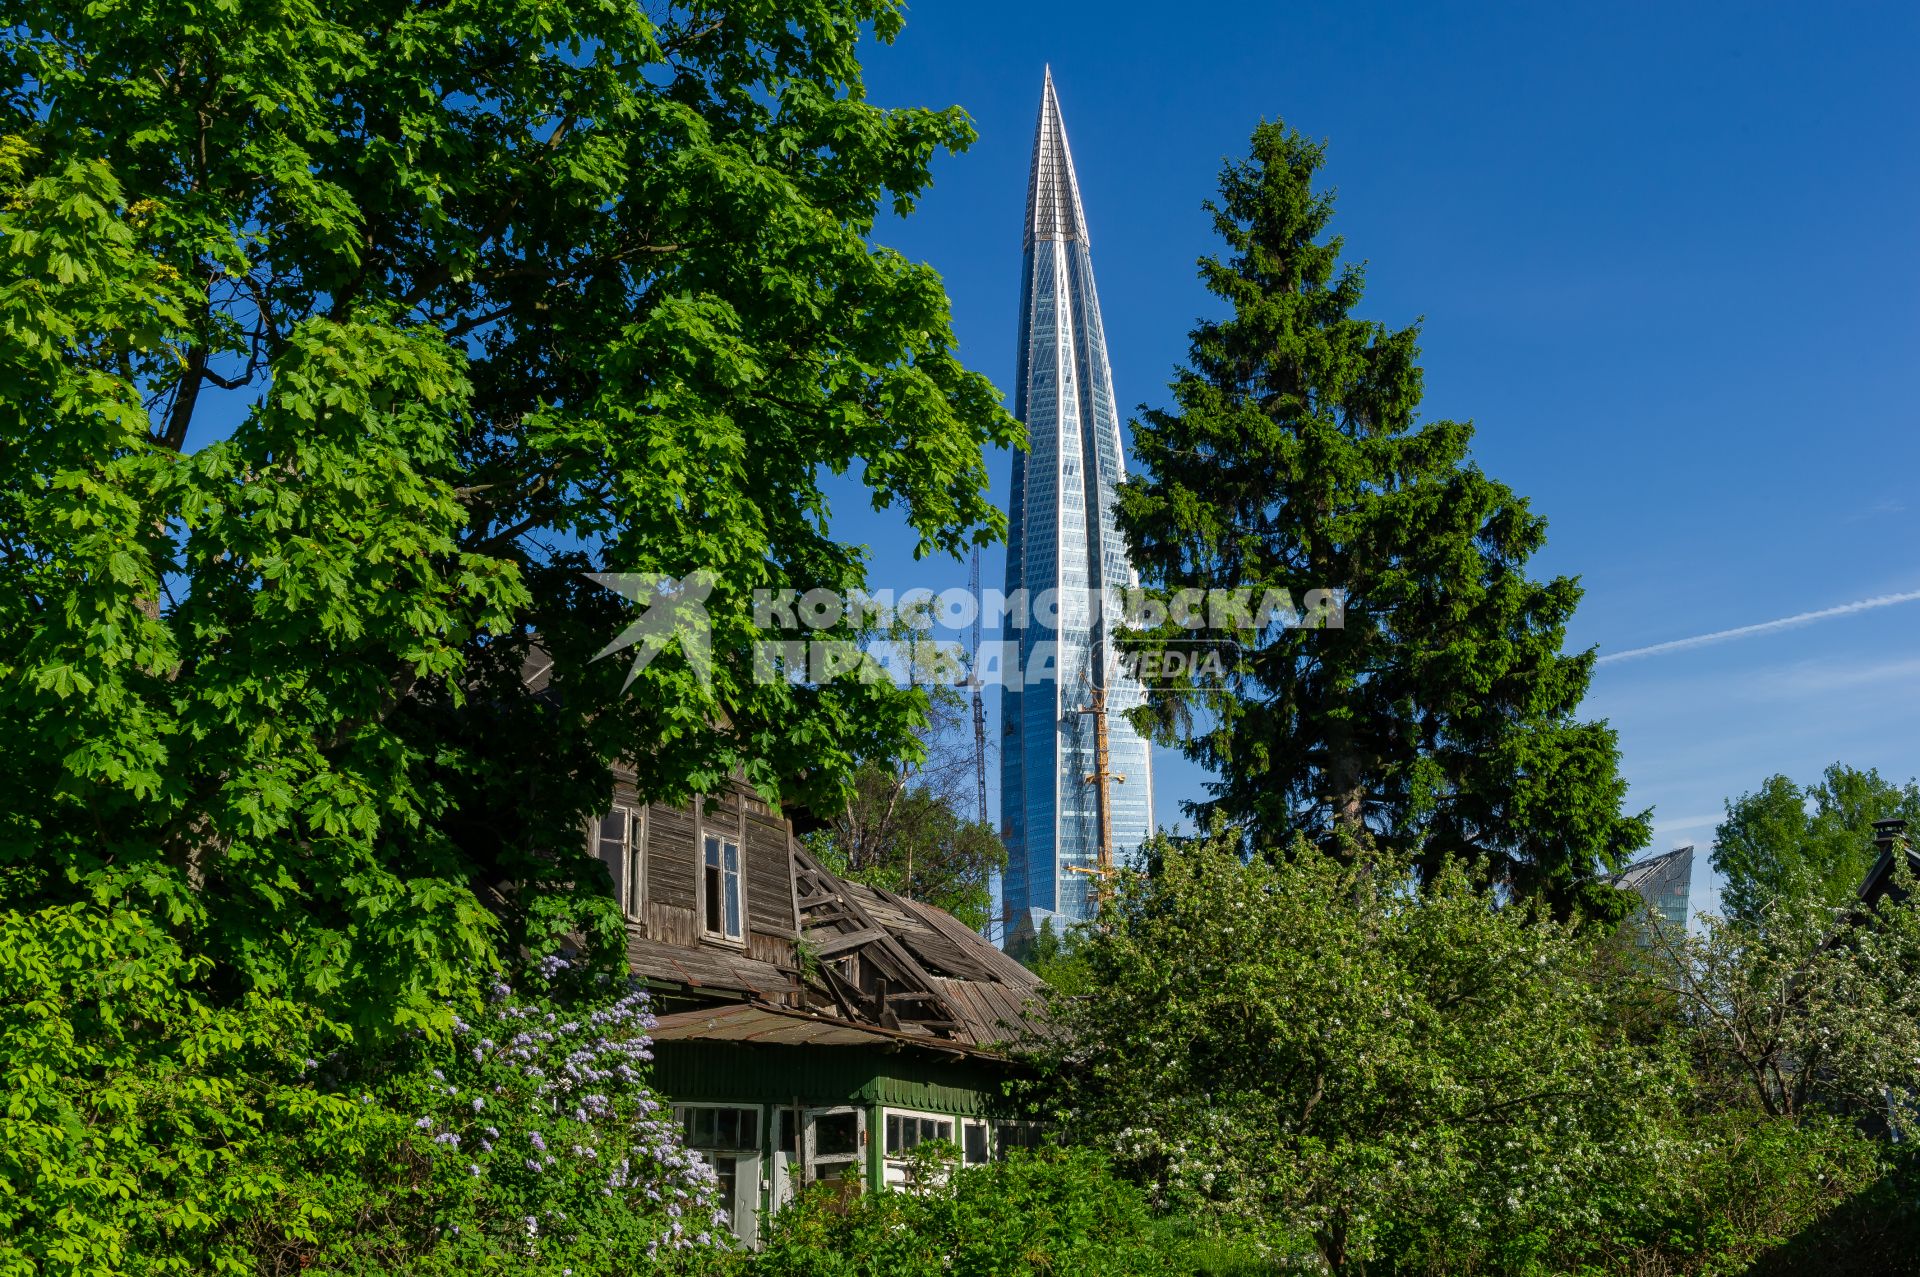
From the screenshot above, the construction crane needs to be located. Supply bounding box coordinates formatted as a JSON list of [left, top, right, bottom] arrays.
[[1064, 681, 1125, 910]]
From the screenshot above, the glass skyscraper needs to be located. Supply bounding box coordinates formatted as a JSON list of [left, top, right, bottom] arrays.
[[1612, 845, 1695, 938], [1001, 69, 1153, 942]]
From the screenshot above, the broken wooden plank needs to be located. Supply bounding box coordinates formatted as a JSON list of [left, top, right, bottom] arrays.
[[809, 926, 887, 957]]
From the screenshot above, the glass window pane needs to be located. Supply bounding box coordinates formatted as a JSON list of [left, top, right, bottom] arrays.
[[814, 1112, 858, 1158], [964, 1124, 988, 1164], [704, 835, 721, 867], [886, 1115, 902, 1153], [810, 1159, 858, 1185], [712, 1155, 737, 1220], [598, 809, 627, 851], [723, 841, 739, 873], [724, 865, 741, 937]]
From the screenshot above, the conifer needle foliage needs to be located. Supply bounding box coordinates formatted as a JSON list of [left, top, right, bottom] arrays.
[[1116, 122, 1648, 907]]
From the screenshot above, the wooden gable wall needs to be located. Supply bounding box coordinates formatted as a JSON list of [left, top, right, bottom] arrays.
[[601, 776, 800, 973]]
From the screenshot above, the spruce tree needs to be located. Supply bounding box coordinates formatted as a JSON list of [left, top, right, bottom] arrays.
[[1116, 122, 1649, 907]]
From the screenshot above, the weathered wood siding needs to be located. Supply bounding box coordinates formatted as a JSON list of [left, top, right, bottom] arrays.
[[618, 781, 799, 965], [745, 811, 797, 938], [646, 902, 698, 948], [647, 801, 698, 912]]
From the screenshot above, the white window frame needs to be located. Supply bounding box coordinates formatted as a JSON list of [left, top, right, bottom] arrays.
[[700, 829, 745, 944], [880, 1106, 959, 1189], [590, 804, 645, 917], [674, 1102, 761, 1153], [802, 1105, 864, 1188], [674, 1103, 763, 1247]]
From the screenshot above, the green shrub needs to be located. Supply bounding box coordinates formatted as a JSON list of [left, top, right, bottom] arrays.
[[1367, 1110, 1917, 1277], [744, 1146, 1292, 1276], [0, 903, 727, 1275], [1560, 1113, 1917, 1277]]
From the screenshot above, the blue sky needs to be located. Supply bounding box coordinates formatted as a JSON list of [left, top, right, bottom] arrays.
[[828, 0, 1920, 917]]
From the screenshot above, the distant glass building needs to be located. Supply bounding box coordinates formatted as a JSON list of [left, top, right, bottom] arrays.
[[1001, 69, 1153, 943], [1612, 845, 1694, 937]]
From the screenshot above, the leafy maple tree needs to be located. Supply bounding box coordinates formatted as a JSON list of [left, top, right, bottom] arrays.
[[0, 0, 1018, 1033], [1713, 763, 1920, 922]]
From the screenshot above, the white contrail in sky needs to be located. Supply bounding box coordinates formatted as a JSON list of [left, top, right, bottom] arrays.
[[1597, 589, 1920, 665]]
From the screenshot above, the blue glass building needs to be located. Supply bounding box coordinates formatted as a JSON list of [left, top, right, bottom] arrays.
[[1001, 70, 1154, 942]]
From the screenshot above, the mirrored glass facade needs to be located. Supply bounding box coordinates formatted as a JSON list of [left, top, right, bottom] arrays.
[[1002, 70, 1153, 939]]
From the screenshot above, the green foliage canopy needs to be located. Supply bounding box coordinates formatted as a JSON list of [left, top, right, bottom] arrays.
[[1035, 829, 1682, 1274], [0, 902, 728, 1275], [1712, 763, 1920, 923], [0, 0, 1018, 1032]]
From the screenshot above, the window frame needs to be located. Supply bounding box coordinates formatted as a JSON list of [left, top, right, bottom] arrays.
[[673, 1103, 764, 1246], [962, 1120, 990, 1166], [883, 1111, 955, 1158], [699, 823, 746, 945], [590, 803, 645, 918], [993, 1119, 1045, 1160], [803, 1105, 865, 1187], [673, 1102, 761, 1154], [880, 1106, 968, 1189]]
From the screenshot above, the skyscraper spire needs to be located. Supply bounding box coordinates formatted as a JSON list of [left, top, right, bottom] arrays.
[[1000, 70, 1153, 946], [1025, 67, 1088, 248]]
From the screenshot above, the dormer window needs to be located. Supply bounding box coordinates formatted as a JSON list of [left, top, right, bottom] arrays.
[[703, 833, 743, 940]]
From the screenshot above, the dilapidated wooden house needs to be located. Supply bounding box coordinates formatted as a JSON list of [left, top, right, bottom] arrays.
[[587, 774, 1045, 1244]]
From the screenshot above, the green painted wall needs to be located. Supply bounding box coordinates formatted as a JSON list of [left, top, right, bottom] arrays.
[[652, 1040, 1026, 1234], [651, 1041, 1010, 1116]]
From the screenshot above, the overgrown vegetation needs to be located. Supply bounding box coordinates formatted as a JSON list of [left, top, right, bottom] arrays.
[[2, 0, 1011, 1270], [741, 1147, 1288, 1276], [0, 907, 726, 1274], [1031, 831, 1686, 1273], [4, 1, 1916, 1273], [1, 0, 1016, 1038], [1024, 833, 1920, 1275]]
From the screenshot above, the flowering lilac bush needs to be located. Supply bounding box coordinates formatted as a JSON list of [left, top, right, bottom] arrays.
[[0, 904, 730, 1275], [368, 957, 731, 1273]]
